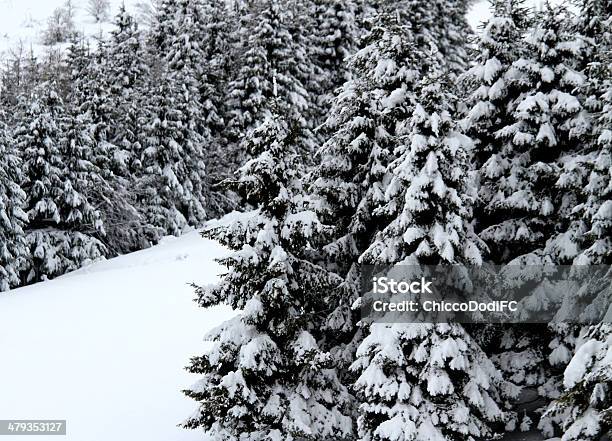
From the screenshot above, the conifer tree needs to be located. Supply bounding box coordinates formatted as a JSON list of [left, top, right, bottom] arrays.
[[309, 0, 359, 110], [553, 0, 611, 265], [464, 5, 582, 429], [540, 3, 611, 434], [148, 0, 216, 222], [67, 38, 115, 169], [0, 116, 28, 291], [147, 0, 177, 56], [183, 112, 353, 440], [495, 4, 586, 263], [66, 38, 148, 254], [361, 75, 483, 266], [544, 324, 612, 441], [199, 0, 234, 183], [17, 83, 105, 282], [226, 0, 315, 160], [313, 13, 427, 271], [311, 11, 433, 399], [465, 5, 604, 435], [352, 76, 509, 441], [107, 5, 149, 177], [137, 67, 207, 237], [462, 0, 531, 262], [503, 4, 589, 264], [437, 0, 473, 76]]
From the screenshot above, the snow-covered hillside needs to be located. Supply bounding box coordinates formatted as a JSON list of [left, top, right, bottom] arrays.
[[0, 230, 234, 441], [0, 0, 143, 59]]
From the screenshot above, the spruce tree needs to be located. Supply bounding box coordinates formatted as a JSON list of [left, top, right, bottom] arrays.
[[137, 67, 207, 237], [199, 0, 235, 186], [0, 115, 28, 291], [183, 112, 353, 440], [313, 13, 428, 271], [146, 0, 213, 224], [107, 5, 149, 177], [309, 0, 359, 111], [462, 0, 531, 262], [437, 0, 473, 77], [352, 76, 509, 441], [544, 324, 612, 441], [226, 0, 315, 161], [503, 4, 589, 264], [66, 38, 148, 254], [540, 4, 611, 435], [17, 83, 105, 282], [310, 15, 431, 385], [147, 0, 177, 56], [553, 0, 611, 265]]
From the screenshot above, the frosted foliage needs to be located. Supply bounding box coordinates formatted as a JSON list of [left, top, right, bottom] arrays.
[[466, 3, 590, 263], [0, 119, 27, 291], [16, 84, 105, 283], [362, 79, 483, 267], [544, 325, 612, 441], [312, 17, 425, 268], [352, 322, 506, 441], [184, 115, 353, 440], [226, 0, 314, 155]]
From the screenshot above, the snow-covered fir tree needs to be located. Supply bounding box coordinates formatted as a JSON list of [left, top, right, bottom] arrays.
[[16, 83, 105, 282], [360, 74, 483, 267], [183, 111, 354, 440], [137, 67, 207, 237], [198, 0, 235, 184], [66, 38, 115, 169], [437, 0, 473, 77], [226, 0, 315, 161], [538, 3, 611, 434], [362, 0, 471, 77], [106, 5, 149, 177], [462, 0, 531, 262], [147, 0, 213, 223], [313, 12, 428, 272], [544, 323, 612, 441], [66, 38, 148, 254], [503, 4, 589, 264], [463, 3, 583, 430], [311, 14, 431, 381], [352, 75, 511, 441], [59, 109, 106, 238], [0, 115, 28, 291], [308, 0, 359, 111], [147, 0, 178, 55], [553, 0, 611, 265], [484, 3, 587, 264]]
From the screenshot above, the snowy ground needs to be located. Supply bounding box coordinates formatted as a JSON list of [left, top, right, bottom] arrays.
[[0, 230, 234, 441], [0, 0, 142, 60]]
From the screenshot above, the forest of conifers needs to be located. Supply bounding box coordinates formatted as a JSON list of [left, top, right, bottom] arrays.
[[0, 0, 610, 440]]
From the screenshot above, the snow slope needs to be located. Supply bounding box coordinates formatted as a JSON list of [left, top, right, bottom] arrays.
[[0, 0, 143, 60], [0, 230, 234, 441]]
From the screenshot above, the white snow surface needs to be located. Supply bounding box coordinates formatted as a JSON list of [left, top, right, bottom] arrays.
[[0, 230, 235, 441], [0, 0, 142, 60]]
